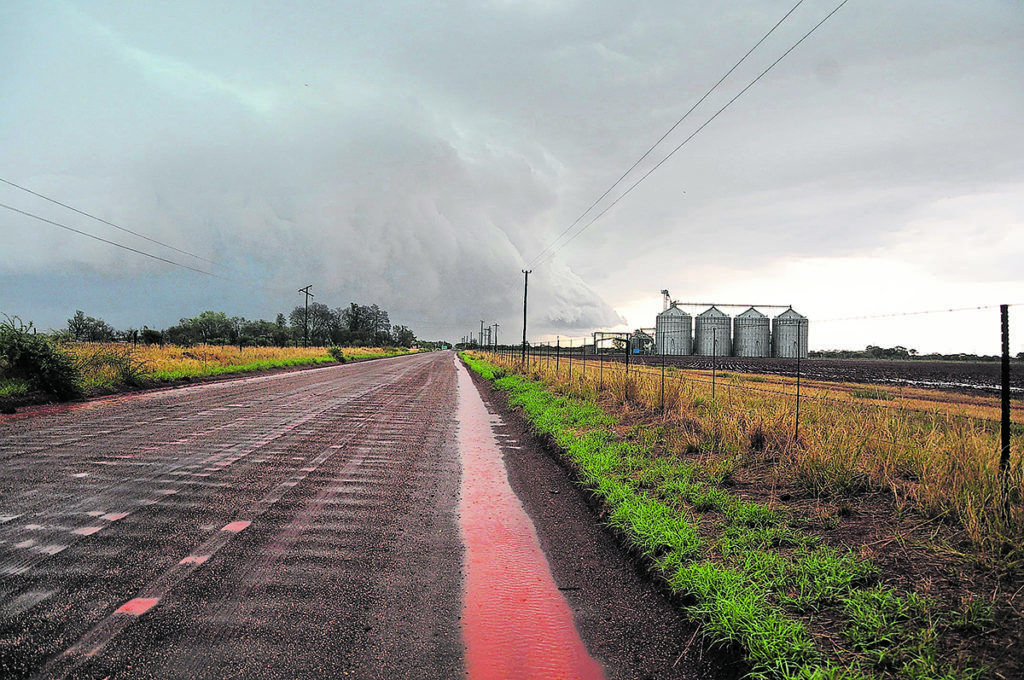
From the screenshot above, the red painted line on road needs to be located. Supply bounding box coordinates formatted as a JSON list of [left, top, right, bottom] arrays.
[[29, 383, 380, 679], [73, 526, 103, 536], [101, 512, 129, 521], [456, 362, 605, 680], [37, 544, 67, 555], [114, 597, 159, 616]]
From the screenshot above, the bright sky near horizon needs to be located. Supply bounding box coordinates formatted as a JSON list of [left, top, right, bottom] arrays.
[[2, 1, 1022, 354]]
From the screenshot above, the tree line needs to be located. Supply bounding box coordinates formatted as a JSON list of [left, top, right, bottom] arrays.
[[64, 302, 420, 348], [810, 345, 1023, 362]]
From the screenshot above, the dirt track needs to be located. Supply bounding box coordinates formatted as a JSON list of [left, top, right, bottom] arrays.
[[0, 351, 714, 679]]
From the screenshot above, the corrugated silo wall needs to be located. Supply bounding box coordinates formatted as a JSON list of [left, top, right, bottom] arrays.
[[656, 313, 692, 355], [772, 318, 809, 358], [734, 317, 771, 357], [694, 315, 732, 356]]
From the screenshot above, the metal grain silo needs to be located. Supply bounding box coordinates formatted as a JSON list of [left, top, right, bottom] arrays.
[[694, 306, 732, 356], [655, 304, 692, 355], [772, 307, 808, 358], [733, 307, 770, 357]]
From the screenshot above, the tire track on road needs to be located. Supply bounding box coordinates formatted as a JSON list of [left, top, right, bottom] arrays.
[[0, 355, 443, 679]]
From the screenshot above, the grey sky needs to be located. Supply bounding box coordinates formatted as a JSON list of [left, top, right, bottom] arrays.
[[2, 1, 1022, 353]]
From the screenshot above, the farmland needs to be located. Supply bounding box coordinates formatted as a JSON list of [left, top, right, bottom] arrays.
[[65, 342, 413, 384], [0, 341, 417, 411], [466, 350, 1023, 680], [586, 354, 1023, 395]]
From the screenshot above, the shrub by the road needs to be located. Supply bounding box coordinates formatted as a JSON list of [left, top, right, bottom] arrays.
[[0, 316, 83, 401]]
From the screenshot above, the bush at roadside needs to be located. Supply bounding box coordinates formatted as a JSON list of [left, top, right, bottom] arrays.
[[0, 316, 83, 401]]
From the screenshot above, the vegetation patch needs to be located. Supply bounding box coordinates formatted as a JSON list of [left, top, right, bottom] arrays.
[[1, 331, 418, 408], [64, 343, 415, 387], [462, 351, 1022, 680], [0, 316, 82, 402], [851, 388, 897, 401]]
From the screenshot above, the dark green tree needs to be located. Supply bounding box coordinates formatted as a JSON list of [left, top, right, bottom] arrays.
[[66, 310, 117, 342]]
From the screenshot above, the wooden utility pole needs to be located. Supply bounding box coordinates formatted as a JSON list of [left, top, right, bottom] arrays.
[[1000, 304, 1011, 510], [521, 270, 531, 362], [298, 285, 314, 347]]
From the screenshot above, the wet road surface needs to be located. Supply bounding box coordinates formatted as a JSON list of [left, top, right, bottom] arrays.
[[0, 351, 713, 679], [1, 353, 464, 679], [456, 359, 604, 680]]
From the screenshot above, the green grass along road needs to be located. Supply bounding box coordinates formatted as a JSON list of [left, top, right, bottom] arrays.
[[462, 354, 990, 680]]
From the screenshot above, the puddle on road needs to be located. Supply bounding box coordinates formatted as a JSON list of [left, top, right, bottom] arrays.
[[456, 361, 605, 680]]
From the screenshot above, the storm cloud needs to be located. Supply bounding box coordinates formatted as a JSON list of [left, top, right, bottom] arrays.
[[2, 1, 1021, 351]]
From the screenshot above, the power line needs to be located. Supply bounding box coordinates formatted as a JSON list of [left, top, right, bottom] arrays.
[[0, 176, 231, 269], [817, 303, 1024, 323], [534, 0, 852, 268], [0, 202, 218, 277], [528, 0, 807, 268]]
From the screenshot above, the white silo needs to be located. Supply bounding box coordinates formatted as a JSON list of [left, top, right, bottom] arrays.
[[655, 304, 692, 355], [694, 306, 732, 356], [733, 307, 771, 357], [772, 307, 808, 358]]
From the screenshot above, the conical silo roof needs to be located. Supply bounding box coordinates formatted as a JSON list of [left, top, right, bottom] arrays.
[[658, 304, 688, 318], [774, 307, 806, 320], [697, 305, 728, 318], [737, 307, 767, 319]]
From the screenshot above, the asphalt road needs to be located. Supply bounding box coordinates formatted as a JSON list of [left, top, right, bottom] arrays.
[[0, 351, 716, 679]]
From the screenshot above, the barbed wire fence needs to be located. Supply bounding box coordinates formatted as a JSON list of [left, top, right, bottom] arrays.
[[483, 303, 1021, 510]]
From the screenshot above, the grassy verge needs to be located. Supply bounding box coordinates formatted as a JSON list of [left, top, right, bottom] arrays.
[[1, 343, 419, 404], [462, 352, 1014, 680], [65, 343, 418, 389], [0, 378, 30, 399]]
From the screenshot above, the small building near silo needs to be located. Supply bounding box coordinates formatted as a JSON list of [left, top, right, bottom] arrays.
[[655, 304, 692, 355], [694, 306, 732, 356], [772, 307, 808, 358], [630, 329, 655, 355], [733, 307, 771, 358]]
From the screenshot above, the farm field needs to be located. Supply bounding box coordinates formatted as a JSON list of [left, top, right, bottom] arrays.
[[0, 342, 417, 410], [622, 354, 1023, 395], [466, 350, 1023, 680], [66, 342, 411, 384]]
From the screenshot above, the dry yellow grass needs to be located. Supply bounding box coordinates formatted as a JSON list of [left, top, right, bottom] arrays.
[[485, 351, 1024, 558], [63, 342, 409, 386]]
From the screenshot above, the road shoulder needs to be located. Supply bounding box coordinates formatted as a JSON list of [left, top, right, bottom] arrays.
[[465, 366, 742, 680]]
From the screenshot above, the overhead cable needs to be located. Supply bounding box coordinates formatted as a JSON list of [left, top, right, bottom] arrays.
[[0, 176, 230, 269], [817, 303, 1024, 323], [534, 0, 852, 268], [527, 0, 807, 268], [0, 202, 218, 277]]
